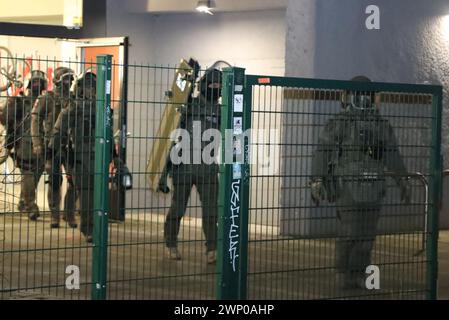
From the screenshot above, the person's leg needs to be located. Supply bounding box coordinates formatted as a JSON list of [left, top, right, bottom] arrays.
[[164, 166, 192, 250], [335, 210, 352, 274], [346, 207, 380, 280], [336, 205, 366, 289], [62, 155, 77, 228], [195, 171, 218, 253], [337, 206, 380, 289], [20, 164, 42, 220], [73, 158, 93, 239], [48, 159, 62, 228]]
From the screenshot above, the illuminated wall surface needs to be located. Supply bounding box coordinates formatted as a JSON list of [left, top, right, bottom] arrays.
[[285, 0, 449, 232], [0, 0, 83, 28], [287, 0, 449, 165]]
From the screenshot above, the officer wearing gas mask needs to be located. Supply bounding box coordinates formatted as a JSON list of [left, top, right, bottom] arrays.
[[0, 70, 47, 220], [31, 66, 78, 229], [310, 76, 411, 289], [49, 70, 96, 242], [163, 68, 222, 264]]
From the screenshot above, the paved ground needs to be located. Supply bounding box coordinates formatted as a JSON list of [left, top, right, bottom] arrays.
[[0, 212, 446, 300], [438, 231, 449, 299]]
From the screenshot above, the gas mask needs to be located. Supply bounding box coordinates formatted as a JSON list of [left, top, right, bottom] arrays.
[[25, 70, 47, 97], [73, 71, 96, 100], [343, 91, 375, 110], [200, 68, 222, 103], [54, 71, 74, 98]]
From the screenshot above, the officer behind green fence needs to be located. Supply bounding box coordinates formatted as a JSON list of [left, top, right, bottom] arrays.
[[49, 70, 97, 243], [162, 68, 222, 264], [0, 70, 47, 220], [31, 67, 78, 229], [310, 76, 411, 289]]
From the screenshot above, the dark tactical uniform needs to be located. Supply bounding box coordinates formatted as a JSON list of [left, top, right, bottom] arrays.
[[31, 67, 77, 228], [49, 71, 96, 241], [311, 76, 410, 289], [0, 71, 47, 220], [163, 69, 221, 261]]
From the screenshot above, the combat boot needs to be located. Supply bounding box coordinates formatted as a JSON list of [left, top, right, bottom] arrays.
[[206, 250, 217, 264], [63, 214, 78, 228], [166, 247, 181, 260], [28, 204, 40, 221], [17, 199, 25, 212], [50, 212, 60, 228], [339, 271, 366, 290]]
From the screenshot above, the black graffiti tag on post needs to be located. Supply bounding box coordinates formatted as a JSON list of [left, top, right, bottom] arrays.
[[229, 180, 240, 272]]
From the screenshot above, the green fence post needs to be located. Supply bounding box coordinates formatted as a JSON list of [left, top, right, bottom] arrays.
[[217, 67, 249, 299], [427, 87, 443, 300], [91, 55, 112, 300]]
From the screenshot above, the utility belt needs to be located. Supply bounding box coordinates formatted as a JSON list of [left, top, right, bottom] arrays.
[[335, 160, 386, 206]]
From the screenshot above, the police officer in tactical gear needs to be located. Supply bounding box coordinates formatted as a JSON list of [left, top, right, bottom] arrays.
[[49, 70, 96, 242], [31, 66, 78, 228], [310, 76, 411, 289], [0, 70, 47, 220], [163, 67, 221, 264]]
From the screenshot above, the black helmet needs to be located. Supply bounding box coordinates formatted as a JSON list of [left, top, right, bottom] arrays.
[[25, 70, 47, 96], [53, 67, 75, 86], [73, 70, 96, 98], [199, 68, 222, 103], [341, 75, 376, 110]]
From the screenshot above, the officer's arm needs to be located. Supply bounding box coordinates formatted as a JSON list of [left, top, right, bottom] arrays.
[[30, 96, 46, 151], [384, 122, 408, 182], [48, 105, 71, 153], [2, 97, 18, 150], [311, 117, 341, 179]]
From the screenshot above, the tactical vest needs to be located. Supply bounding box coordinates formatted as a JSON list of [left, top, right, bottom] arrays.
[[70, 100, 96, 154], [178, 96, 220, 165], [335, 111, 387, 206], [43, 92, 62, 139]]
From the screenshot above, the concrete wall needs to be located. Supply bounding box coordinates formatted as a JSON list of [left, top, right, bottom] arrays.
[[106, 1, 285, 74], [285, 0, 315, 77], [283, 0, 449, 234]]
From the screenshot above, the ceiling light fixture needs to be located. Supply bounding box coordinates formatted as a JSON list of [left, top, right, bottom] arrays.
[[196, 0, 214, 15]]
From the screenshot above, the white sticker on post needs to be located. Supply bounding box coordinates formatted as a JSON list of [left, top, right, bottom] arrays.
[[235, 85, 243, 92], [233, 117, 243, 134], [233, 163, 242, 180], [233, 138, 242, 155], [106, 80, 111, 95], [234, 94, 243, 113]]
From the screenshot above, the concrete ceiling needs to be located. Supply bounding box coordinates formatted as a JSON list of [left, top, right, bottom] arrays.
[[126, 0, 288, 13]]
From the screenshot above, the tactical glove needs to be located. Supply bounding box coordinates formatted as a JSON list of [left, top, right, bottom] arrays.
[[33, 144, 44, 156], [157, 170, 170, 194], [310, 178, 326, 206]]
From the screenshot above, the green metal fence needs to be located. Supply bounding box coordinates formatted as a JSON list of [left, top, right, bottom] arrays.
[[0, 53, 102, 299], [234, 73, 442, 300], [0, 53, 442, 300]]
